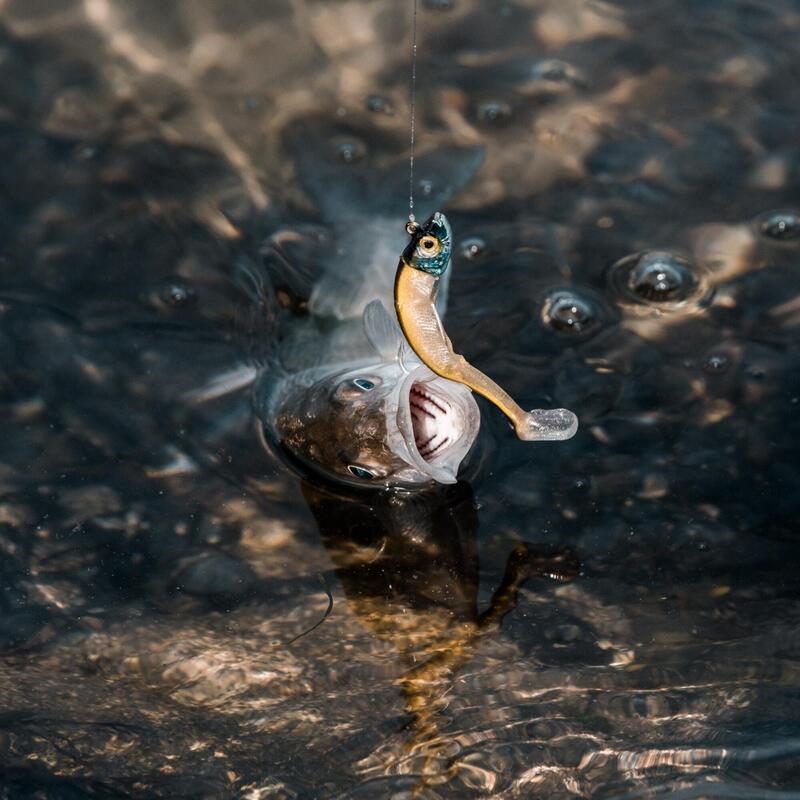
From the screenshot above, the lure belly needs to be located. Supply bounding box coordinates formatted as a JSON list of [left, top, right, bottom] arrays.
[[394, 212, 578, 442]]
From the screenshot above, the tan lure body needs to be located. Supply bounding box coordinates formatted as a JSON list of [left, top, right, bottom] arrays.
[[394, 212, 578, 442]]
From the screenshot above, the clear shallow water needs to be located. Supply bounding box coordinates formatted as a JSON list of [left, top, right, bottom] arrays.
[[1, 0, 800, 797]]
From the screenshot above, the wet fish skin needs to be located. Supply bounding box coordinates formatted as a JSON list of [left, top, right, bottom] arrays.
[[256, 347, 480, 489]]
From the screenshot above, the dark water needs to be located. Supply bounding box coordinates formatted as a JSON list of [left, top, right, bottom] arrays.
[[2, 0, 800, 797]]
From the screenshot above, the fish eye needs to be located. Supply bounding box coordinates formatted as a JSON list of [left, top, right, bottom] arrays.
[[417, 236, 442, 257], [347, 465, 376, 479], [353, 378, 375, 391]]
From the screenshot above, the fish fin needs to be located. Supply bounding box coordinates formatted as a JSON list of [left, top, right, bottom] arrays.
[[230, 256, 281, 366], [184, 365, 258, 404], [363, 299, 407, 362]]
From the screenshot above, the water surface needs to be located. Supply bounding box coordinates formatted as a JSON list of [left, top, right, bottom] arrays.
[[1, 0, 800, 797]]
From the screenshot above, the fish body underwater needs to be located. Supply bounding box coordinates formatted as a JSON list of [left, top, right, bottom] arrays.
[[252, 139, 487, 488]]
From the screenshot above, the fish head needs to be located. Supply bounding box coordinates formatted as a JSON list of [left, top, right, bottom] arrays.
[[402, 212, 453, 277], [261, 358, 479, 488]]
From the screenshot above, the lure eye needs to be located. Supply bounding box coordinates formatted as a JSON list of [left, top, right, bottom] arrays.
[[417, 236, 442, 258], [353, 378, 375, 391], [347, 465, 376, 479]]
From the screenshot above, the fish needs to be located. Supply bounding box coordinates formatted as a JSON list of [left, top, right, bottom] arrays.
[[247, 127, 488, 487], [254, 301, 481, 487]]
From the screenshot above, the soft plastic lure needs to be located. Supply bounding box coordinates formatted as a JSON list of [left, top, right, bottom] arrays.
[[395, 212, 578, 442]]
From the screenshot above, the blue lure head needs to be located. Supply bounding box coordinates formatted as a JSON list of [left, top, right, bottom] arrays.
[[402, 212, 452, 277]]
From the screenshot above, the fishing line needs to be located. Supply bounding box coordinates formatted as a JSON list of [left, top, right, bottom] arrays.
[[284, 572, 334, 645], [407, 0, 419, 229]]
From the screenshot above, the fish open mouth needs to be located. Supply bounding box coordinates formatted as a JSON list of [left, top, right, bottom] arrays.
[[392, 365, 480, 484], [408, 380, 466, 463]]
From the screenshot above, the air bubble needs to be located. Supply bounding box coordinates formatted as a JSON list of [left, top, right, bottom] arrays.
[[336, 141, 364, 163], [702, 354, 730, 374], [628, 253, 693, 301], [608, 251, 704, 309], [541, 290, 596, 334], [152, 280, 197, 311], [162, 283, 195, 308], [532, 60, 566, 81], [366, 94, 393, 114], [477, 101, 512, 124], [418, 179, 434, 196], [756, 209, 800, 242], [75, 144, 97, 161], [459, 237, 486, 260], [339, 143, 359, 164], [530, 59, 585, 87], [540, 287, 612, 337]]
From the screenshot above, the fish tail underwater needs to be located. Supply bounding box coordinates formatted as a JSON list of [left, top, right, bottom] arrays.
[[1, 1, 800, 798]]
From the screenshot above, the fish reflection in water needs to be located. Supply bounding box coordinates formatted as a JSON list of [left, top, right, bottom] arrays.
[[303, 478, 578, 784]]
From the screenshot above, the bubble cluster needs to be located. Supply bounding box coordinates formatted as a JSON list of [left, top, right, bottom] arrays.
[[608, 251, 705, 309], [756, 209, 800, 242]]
